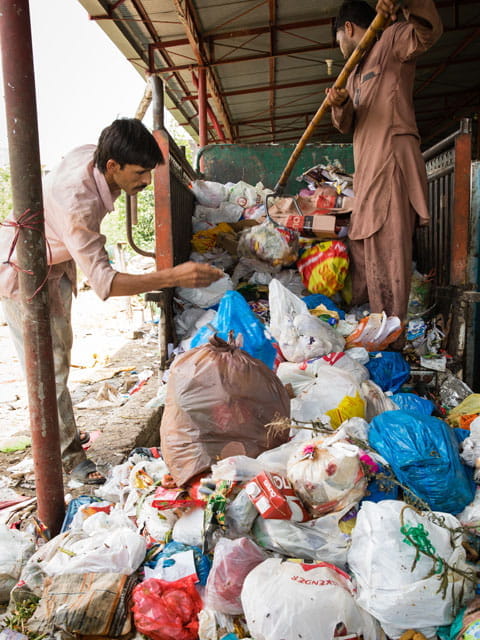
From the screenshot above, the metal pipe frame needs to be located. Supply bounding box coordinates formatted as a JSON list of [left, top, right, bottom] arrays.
[[0, 0, 65, 535]]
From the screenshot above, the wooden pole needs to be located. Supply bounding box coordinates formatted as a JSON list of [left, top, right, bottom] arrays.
[[274, 11, 389, 193]]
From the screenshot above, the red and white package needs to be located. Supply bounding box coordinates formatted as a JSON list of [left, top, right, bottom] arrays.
[[245, 471, 310, 522]]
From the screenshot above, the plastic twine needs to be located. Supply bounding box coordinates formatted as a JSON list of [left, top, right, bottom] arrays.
[[1, 208, 52, 300]]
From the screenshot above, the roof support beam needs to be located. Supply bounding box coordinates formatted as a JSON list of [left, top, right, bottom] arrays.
[[170, 0, 233, 141], [149, 42, 335, 73]]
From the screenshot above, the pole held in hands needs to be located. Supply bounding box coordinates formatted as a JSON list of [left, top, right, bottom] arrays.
[[274, 10, 389, 194]]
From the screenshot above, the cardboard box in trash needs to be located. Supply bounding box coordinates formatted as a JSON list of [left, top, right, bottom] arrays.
[[270, 212, 339, 238], [245, 471, 310, 522]]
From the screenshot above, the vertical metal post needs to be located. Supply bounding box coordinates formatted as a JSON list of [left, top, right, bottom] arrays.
[[198, 67, 208, 172], [0, 0, 64, 534], [151, 76, 173, 369], [450, 118, 472, 286]]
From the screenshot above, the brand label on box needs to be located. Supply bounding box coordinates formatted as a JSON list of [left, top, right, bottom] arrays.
[[245, 471, 310, 522]]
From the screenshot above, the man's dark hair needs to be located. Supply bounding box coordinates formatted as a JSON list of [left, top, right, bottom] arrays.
[[93, 118, 164, 172], [333, 1, 376, 37]]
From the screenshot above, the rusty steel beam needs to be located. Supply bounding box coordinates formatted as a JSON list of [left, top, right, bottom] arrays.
[[450, 119, 472, 285], [171, 0, 234, 141], [203, 16, 333, 40], [191, 71, 226, 142], [0, 0, 65, 535], [182, 75, 332, 101], [150, 42, 336, 74], [198, 66, 208, 150], [237, 124, 332, 141], [235, 110, 315, 125], [269, 0, 277, 140]]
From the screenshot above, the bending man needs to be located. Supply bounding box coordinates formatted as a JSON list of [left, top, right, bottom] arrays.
[[0, 118, 222, 483]]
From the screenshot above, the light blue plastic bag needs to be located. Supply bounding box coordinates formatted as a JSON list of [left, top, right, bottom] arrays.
[[390, 392, 435, 416], [369, 410, 475, 514], [190, 290, 276, 369]]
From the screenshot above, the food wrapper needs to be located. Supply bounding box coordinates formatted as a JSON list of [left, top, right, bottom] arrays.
[[297, 240, 349, 296], [238, 218, 299, 267]]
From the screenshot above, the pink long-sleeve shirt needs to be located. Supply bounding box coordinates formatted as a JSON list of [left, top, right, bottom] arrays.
[[0, 145, 120, 310]]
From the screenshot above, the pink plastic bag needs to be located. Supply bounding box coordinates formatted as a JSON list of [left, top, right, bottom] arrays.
[[132, 576, 202, 640], [205, 537, 267, 615]]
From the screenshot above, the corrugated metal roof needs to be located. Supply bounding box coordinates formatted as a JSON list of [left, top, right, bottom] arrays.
[[78, 0, 480, 148]]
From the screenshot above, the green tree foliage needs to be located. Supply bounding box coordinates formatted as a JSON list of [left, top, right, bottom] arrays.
[[0, 166, 13, 222]]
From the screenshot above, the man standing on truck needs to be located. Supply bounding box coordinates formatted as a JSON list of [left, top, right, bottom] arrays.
[[326, 0, 442, 333], [0, 118, 222, 484]]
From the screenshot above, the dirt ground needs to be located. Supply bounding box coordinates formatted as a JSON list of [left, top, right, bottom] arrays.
[[0, 289, 163, 505]]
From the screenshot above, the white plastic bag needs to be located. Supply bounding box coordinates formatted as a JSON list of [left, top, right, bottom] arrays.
[[191, 180, 226, 207], [211, 455, 264, 483], [268, 279, 345, 362], [227, 180, 261, 208], [41, 527, 146, 576], [177, 273, 233, 308], [287, 437, 368, 516], [194, 202, 243, 225], [172, 507, 205, 548], [241, 558, 380, 640], [361, 380, 398, 421], [290, 367, 366, 428], [0, 525, 35, 602], [252, 508, 352, 567], [348, 500, 474, 639]]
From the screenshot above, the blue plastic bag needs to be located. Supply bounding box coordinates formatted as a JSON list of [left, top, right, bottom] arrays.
[[190, 290, 276, 368], [366, 352, 410, 393], [302, 294, 345, 319], [391, 392, 435, 416], [145, 541, 211, 586], [363, 462, 399, 503], [368, 410, 475, 514]]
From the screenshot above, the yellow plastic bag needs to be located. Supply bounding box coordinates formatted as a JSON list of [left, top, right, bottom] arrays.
[[192, 222, 233, 253], [447, 394, 480, 428]]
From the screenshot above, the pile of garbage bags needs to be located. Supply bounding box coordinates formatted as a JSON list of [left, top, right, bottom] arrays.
[[2, 170, 480, 640]]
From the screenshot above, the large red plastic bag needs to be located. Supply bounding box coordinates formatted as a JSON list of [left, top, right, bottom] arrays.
[[252, 507, 352, 568], [205, 537, 266, 615], [238, 218, 299, 267], [348, 500, 474, 639], [290, 367, 366, 429], [368, 410, 475, 513], [297, 240, 349, 296], [132, 576, 202, 640], [268, 279, 344, 362], [160, 335, 290, 487], [287, 437, 368, 516], [241, 558, 380, 640]]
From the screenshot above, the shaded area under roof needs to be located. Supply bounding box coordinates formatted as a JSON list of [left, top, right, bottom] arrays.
[[77, 0, 480, 149]]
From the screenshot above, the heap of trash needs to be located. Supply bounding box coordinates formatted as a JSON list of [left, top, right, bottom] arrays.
[[2, 167, 480, 640]]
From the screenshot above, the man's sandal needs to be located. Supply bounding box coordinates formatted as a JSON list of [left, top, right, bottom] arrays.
[[70, 459, 106, 485], [79, 431, 91, 445]]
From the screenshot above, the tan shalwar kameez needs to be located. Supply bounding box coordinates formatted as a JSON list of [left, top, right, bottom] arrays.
[[332, 0, 443, 321]]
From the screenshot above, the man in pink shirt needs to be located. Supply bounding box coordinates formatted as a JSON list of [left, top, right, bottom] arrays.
[[0, 118, 222, 484]]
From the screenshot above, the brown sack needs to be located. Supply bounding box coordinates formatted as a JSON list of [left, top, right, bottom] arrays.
[[160, 335, 290, 487], [27, 572, 137, 637]]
